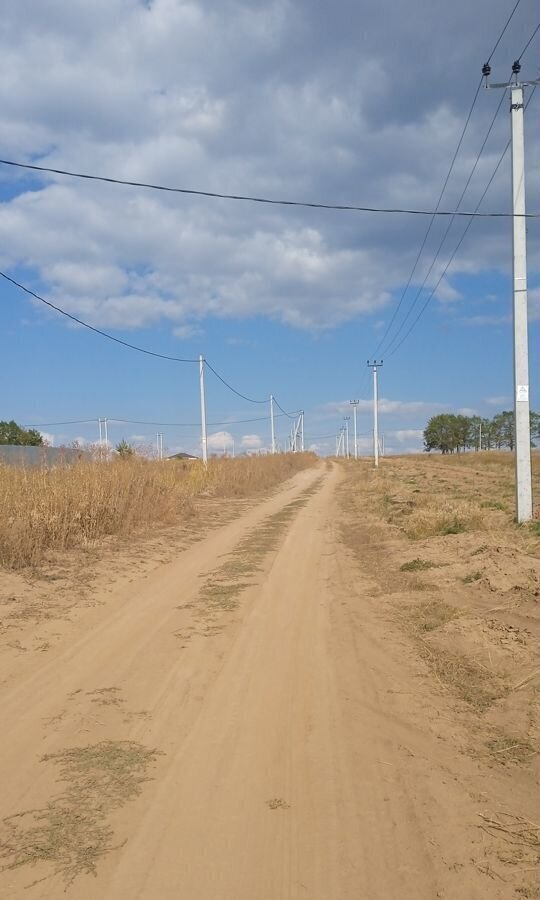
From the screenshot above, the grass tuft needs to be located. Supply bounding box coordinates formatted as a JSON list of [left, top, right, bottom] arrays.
[[462, 571, 482, 584], [400, 558, 437, 572]]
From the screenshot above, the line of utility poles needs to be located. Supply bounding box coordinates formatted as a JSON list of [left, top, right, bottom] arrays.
[[197, 357, 302, 464], [483, 59, 539, 522], [334, 373, 383, 466], [90, 366, 300, 465], [288, 412, 305, 452]]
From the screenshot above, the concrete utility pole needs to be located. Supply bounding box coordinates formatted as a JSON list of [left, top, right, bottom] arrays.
[[350, 400, 359, 459], [367, 361, 383, 468], [101, 417, 109, 459], [199, 354, 208, 465], [300, 411, 304, 452], [291, 414, 302, 452], [343, 416, 350, 459], [270, 395, 276, 454], [484, 60, 539, 522]]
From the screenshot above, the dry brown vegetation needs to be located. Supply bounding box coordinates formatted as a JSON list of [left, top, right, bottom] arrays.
[[337, 452, 540, 890], [0, 453, 316, 569]]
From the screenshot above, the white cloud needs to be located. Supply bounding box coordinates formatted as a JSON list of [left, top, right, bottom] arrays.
[[323, 397, 444, 416], [0, 0, 534, 337], [207, 430, 234, 450], [173, 323, 203, 339], [390, 429, 424, 443], [485, 395, 510, 406], [38, 430, 55, 445], [241, 433, 263, 449]]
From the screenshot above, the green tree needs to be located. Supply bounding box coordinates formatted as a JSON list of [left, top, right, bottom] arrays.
[[115, 439, 135, 458], [491, 411, 514, 450], [530, 411, 540, 446], [0, 420, 43, 446], [424, 414, 460, 454]]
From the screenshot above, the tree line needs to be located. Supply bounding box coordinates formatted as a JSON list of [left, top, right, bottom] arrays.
[[423, 411, 540, 454], [0, 420, 43, 446]]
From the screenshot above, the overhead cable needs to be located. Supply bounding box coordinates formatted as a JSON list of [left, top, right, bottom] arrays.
[[203, 359, 267, 404], [5, 270, 297, 411], [383, 87, 507, 356], [386, 91, 538, 359], [1, 271, 199, 363], [0, 158, 538, 218], [375, 17, 538, 357]]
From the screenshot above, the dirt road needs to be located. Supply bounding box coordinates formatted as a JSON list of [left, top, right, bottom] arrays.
[[0, 463, 528, 898]]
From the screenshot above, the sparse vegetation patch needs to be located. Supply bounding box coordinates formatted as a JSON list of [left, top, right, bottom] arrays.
[[400, 558, 437, 572], [0, 740, 161, 886]]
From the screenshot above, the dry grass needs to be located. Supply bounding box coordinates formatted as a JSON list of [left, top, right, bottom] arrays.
[[402, 499, 486, 539], [417, 641, 507, 710], [485, 735, 537, 767], [0, 740, 161, 886], [406, 598, 460, 633], [0, 453, 316, 569]]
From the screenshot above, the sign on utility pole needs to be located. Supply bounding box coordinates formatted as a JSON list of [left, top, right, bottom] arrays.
[[484, 60, 539, 522]]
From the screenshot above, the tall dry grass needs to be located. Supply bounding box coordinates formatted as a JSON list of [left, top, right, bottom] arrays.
[[0, 453, 317, 568]]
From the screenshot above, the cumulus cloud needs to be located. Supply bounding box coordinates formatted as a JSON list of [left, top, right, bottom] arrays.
[[0, 0, 537, 338], [323, 397, 444, 416], [207, 429, 234, 450], [241, 433, 263, 449]]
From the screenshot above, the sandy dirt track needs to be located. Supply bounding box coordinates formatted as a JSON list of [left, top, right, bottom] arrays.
[[0, 463, 526, 898]]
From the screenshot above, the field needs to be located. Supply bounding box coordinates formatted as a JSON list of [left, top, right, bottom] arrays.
[[0, 452, 317, 568], [0, 451, 538, 899]]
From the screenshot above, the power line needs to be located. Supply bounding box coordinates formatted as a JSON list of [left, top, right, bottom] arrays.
[[374, 78, 484, 356], [0, 158, 538, 218], [486, 0, 523, 63], [376, 18, 539, 357], [518, 21, 540, 58], [272, 398, 300, 419], [383, 86, 508, 356], [386, 89, 538, 359], [5, 269, 300, 412], [203, 359, 267, 404], [29, 413, 296, 428], [1, 271, 199, 363], [27, 418, 97, 427]]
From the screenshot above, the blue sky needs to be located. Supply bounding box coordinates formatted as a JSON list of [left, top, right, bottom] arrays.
[[1, 0, 539, 456]]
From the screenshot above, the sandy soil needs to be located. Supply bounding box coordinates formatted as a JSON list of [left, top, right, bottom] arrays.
[[0, 460, 537, 898]]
